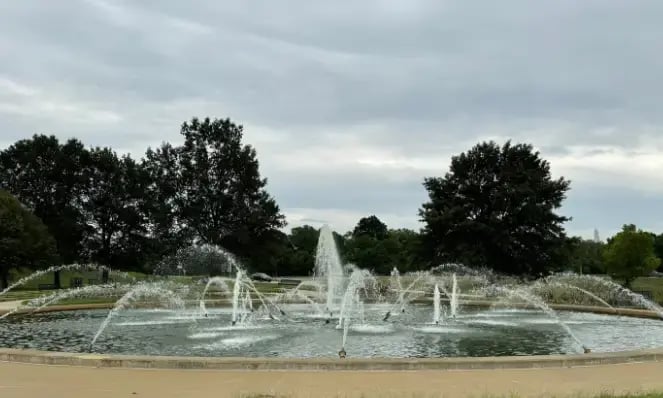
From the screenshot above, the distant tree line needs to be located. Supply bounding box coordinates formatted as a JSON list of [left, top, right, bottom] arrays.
[[1, 117, 662, 289]]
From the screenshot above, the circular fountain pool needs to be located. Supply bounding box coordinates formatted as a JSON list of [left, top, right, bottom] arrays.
[[1, 304, 662, 358]]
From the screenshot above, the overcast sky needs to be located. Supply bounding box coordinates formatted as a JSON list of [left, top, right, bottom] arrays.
[[1, 1, 663, 238]]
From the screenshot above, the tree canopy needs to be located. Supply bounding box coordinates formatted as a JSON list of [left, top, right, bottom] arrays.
[[352, 215, 388, 240], [419, 141, 571, 276], [144, 117, 285, 262], [0, 190, 58, 288], [4, 126, 663, 288], [603, 224, 661, 287], [0, 117, 286, 277]]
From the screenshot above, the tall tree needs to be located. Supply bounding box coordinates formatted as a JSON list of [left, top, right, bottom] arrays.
[[142, 142, 190, 265], [566, 237, 605, 274], [0, 190, 58, 288], [352, 215, 388, 240], [0, 135, 89, 265], [81, 148, 150, 270], [0, 135, 90, 287], [278, 225, 319, 276], [386, 228, 425, 272], [148, 117, 285, 262], [604, 224, 660, 287], [420, 141, 571, 276]]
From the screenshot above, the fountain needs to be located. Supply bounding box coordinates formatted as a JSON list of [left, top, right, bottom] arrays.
[[313, 225, 346, 313], [1, 236, 663, 359], [89, 282, 186, 349], [450, 273, 459, 318], [0, 263, 133, 297], [337, 267, 377, 354], [199, 277, 231, 316], [0, 283, 129, 320], [433, 284, 442, 324]]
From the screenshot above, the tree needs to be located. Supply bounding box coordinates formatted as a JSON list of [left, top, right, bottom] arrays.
[[0, 135, 89, 265], [352, 215, 388, 240], [81, 148, 150, 270], [278, 226, 319, 276], [565, 237, 605, 274], [146, 117, 285, 263], [604, 224, 661, 287], [0, 190, 58, 288], [1, 135, 90, 287], [654, 234, 663, 271], [386, 229, 425, 272], [420, 141, 571, 276], [142, 142, 190, 266]]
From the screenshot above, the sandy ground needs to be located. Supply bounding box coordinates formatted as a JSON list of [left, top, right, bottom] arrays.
[[1, 361, 662, 398]]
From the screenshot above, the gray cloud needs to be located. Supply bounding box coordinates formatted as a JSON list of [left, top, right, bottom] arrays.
[[2, 0, 663, 237]]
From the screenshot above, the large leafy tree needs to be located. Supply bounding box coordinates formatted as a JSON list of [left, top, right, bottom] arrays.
[[344, 215, 423, 274], [420, 141, 571, 276], [604, 224, 660, 287], [0, 135, 89, 265], [0, 190, 58, 288], [565, 237, 605, 274], [142, 142, 189, 264], [352, 215, 388, 240], [81, 148, 150, 270], [145, 117, 285, 262], [277, 225, 319, 276], [386, 228, 425, 272]]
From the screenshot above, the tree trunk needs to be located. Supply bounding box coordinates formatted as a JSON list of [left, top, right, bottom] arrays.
[[53, 270, 61, 289], [102, 269, 109, 284]]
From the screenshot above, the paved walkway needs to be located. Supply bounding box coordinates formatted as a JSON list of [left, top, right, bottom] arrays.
[[1, 361, 662, 398], [0, 300, 22, 311]]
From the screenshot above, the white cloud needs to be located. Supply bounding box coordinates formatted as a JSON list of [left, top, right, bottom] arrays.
[[1, 0, 663, 238]]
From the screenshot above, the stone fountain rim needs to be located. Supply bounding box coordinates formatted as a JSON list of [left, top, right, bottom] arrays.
[[0, 302, 662, 370], [0, 346, 662, 371], [1, 300, 660, 319]]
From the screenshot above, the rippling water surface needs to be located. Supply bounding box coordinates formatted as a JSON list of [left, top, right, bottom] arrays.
[[1, 304, 662, 358]]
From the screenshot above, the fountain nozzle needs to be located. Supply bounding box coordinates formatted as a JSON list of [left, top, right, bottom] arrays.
[[338, 348, 346, 359], [383, 311, 391, 322], [583, 346, 592, 354], [325, 318, 331, 324], [231, 321, 236, 326]]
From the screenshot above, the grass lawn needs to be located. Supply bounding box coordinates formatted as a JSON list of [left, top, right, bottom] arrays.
[[4, 269, 663, 306], [629, 277, 663, 304]]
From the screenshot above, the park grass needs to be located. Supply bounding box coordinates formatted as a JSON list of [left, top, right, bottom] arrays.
[[630, 277, 663, 304], [4, 270, 663, 307], [6, 269, 150, 291]]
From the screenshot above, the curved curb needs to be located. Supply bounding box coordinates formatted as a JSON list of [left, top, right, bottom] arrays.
[[1, 347, 663, 371], [2, 301, 661, 320]]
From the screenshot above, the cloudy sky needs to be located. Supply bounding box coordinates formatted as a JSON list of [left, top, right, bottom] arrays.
[[1, 1, 663, 238]]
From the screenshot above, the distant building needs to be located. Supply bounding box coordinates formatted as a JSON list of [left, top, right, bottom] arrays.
[[593, 228, 600, 243]]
